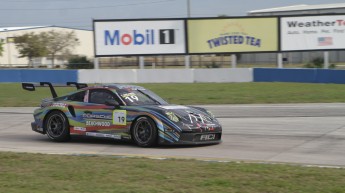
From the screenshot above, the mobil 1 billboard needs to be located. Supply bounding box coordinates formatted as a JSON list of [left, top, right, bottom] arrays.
[[281, 15, 345, 51], [94, 19, 186, 56]]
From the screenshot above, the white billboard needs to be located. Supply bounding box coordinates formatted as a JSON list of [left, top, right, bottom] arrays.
[[281, 15, 345, 51], [94, 20, 186, 56]]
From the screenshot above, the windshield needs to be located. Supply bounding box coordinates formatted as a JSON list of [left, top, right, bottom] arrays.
[[117, 88, 168, 106]]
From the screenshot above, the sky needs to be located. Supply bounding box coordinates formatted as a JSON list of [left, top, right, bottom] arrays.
[[1, 0, 344, 30]]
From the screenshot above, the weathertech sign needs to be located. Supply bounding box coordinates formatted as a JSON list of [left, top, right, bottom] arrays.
[[281, 15, 345, 51], [94, 20, 186, 56]]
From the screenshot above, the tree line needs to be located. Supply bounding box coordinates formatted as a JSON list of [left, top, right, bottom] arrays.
[[1, 30, 80, 67]]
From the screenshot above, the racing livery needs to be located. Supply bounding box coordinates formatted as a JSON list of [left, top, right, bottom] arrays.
[[22, 82, 222, 147]]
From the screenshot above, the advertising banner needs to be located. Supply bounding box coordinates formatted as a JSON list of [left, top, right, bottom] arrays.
[[94, 20, 186, 56], [281, 15, 345, 51], [187, 18, 278, 54]]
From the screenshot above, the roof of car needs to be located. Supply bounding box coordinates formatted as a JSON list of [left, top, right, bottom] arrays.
[[248, 3, 345, 14], [87, 84, 145, 90]]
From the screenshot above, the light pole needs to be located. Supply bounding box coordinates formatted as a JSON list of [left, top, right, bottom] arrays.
[[185, 0, 191, 68], [187, 0, 191, 17]]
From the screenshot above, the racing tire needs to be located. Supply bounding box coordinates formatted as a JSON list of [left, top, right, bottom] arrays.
[[44, 111, 70, 142], [132, 117, 157, 147]]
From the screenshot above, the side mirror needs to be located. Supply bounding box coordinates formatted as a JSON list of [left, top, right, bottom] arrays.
[[105, 99, 120, 109]]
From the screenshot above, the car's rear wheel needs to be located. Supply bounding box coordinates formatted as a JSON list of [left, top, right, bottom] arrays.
[[45, 111, 70, 142], [132, 117, 157, 147]]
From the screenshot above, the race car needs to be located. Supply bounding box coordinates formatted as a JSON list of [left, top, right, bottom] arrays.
[[22, 82, 222, 147]]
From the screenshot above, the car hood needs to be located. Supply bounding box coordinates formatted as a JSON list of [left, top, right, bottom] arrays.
[[140, 105, 221, 131]]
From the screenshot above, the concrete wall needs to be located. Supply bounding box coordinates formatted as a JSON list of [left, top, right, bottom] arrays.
[[78, 68, 253, 83], [137, 69, 194, 83], [194, 68, 253, 83], [78, 69, 137, 83]]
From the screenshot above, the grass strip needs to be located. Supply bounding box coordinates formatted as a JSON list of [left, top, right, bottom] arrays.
[[1, 82, 345, 107], [0, 152, 344, 193]]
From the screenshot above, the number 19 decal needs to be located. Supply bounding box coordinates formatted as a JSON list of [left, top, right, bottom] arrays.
[[113, 110, 127, 125]]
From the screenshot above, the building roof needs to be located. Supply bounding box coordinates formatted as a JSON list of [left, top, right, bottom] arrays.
[[248, 3, 345, 14], [0, 25, 91, 32], [0, 26, 50, 32]]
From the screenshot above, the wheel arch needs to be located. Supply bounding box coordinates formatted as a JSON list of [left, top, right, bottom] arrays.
[[130, 114, 160, 147], [43, 109, 70, 132], [130, 114, 158, 133]]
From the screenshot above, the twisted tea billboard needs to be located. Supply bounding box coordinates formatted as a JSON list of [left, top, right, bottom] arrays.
[[187, 18, 278, 54]]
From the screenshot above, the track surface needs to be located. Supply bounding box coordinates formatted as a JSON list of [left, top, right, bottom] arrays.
[[1, 103, 345, 166]]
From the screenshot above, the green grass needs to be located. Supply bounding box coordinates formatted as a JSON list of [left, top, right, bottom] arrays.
[[0, 152, 344, 193], [0, 83, 75, 107], [2, 82, 345, 106], [141, 82, 345, 104]]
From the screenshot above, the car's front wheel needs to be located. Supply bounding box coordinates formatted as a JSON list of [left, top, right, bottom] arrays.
[[132, 117, 157, 147], [45, 111, 70, 142]]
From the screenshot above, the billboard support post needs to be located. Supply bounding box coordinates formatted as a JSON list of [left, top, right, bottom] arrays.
[[324, 51, 329, 69], [185, 55, 190, 68], [139, 56, 145, 69], [277, 53, 283, 68], [231, 54, 237, 68], [94, 58, 99, 69]]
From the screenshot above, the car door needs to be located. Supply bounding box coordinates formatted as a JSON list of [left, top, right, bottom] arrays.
[[65, 90, 89, 134], [82, 89, 126, 138]]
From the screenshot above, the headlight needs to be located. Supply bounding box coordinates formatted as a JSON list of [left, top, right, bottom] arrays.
[[206, 110, 216, 118], [165, 111, 179, 122]]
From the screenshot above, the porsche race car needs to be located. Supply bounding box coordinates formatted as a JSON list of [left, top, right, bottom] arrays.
[[22, 82, 222, 147]]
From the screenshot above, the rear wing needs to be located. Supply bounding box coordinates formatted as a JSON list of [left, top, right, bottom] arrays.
[[22, 82, 88, 98]]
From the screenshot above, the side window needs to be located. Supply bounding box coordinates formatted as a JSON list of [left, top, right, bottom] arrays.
[[67, 91, 86, 102], [89, 89, 116, 105]]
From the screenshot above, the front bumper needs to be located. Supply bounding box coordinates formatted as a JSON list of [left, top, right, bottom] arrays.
[[159, 132, 222, 145], [31, 122, 45, 134]]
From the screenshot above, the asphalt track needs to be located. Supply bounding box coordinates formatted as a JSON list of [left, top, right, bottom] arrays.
[[1, 103, 345, 167]]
